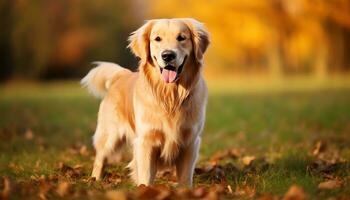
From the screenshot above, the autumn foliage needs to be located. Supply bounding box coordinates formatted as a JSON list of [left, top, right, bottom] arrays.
[[1, 0, 350, 80]]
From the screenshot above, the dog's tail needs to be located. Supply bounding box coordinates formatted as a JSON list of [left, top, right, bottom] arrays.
[[81, 62, 128, 98]]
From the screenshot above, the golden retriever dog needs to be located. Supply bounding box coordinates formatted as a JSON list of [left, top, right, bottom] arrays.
[[81, 18, 210, 186]]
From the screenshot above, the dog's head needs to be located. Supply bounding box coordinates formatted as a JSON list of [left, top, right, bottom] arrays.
[[128, 18, 210, 83]]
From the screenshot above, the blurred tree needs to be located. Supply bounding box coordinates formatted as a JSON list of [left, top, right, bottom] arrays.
[[148, 0, 350, 78], [0, 0, 142, 81], [1, 0, 350, 80], [0, 1, 14, 80]]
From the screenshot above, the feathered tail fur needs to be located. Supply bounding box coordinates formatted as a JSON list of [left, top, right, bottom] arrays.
[[81, 62, 127, 98]]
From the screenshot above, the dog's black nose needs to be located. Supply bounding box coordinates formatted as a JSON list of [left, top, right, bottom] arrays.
[[161, 50, 176, 62]]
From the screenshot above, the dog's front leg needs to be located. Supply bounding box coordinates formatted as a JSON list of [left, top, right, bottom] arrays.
[[134, 136, 157, 186], [176, 137, 201, 187]]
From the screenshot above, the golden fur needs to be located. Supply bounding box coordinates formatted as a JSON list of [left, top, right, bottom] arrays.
[[81, 18, 210, 186]]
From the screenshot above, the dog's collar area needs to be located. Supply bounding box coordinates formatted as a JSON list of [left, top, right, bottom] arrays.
[[159, 56, 187, 82]]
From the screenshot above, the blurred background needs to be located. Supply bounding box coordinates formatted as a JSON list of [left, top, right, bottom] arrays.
[[1, 1, 350, 198], [1, 0, 350, 82]]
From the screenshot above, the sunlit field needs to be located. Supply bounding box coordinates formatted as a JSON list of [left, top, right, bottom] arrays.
[[0, 78, 349, 199]]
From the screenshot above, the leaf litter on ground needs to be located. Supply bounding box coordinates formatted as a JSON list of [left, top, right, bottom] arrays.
[[1, 142, 349, 199]]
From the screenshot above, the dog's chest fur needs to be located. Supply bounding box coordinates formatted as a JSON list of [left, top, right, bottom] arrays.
[[133, 81, 204, 163]]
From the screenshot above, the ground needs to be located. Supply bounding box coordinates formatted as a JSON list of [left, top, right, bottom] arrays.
[[0, 78, 349, 199]]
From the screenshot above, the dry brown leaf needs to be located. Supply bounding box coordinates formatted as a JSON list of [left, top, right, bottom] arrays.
[[157, 169, 177, 182], [73, 164, 83, 170], [318, 180, 342, 190], [24, 129, 34, 140], [104, 172, 123, 184], [282, 185, 307, 200], [195, 164, 215, 175], [192, 187, 207, 198], [79, 145, 89, 156], [8, 162, 24, 173], [175, 188, 191, 198], [195, 164, 229, 182], [244, 185, 256, 198], [1, 177, 11, 199], [210, 184, 226, 194], [105, 190, 127, 200], [202, 190, 219, 200], [38, 177, 52, 200], [234, 186, 244, 196], [227, 185, 233, 194], [136, 185, 160, 199], [242, 156, 256, 166], [209, 148, 242, 163], [312, 141, 326, 156], [56, 181, 70, 197], [153, 184, 171, 200], [35, 160, 41, 169], [235, 185, 256, 198], [307, 159, 343, 177], [58, 162, 83, 178], [258, 194, 278, 200]]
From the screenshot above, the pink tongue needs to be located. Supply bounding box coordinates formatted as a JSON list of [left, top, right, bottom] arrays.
[[161, 68, 177, 83]]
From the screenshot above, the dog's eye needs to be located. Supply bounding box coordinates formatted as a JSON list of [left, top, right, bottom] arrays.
[[155, 36, 162, 42], [177, 35, 186, 41]]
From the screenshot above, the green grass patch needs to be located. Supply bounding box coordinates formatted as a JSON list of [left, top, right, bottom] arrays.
[[0, 80, 349, 199]]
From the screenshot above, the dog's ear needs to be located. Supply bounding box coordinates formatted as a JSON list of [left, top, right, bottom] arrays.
[[128, 20, 155, 65], [182, 18, 210, 64]]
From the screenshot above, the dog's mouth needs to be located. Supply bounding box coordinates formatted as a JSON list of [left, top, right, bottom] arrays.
[[159, 56, 187, 83]]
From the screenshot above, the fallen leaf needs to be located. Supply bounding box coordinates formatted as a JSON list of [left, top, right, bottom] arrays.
[[87, 189, 102, 197], [234, 185, 256, 198], [202, 190, 219, 200], [210, 184, 226, 194], [104, 172, 123, 184], [195, 164, 215, 175], [210, 148, 241, 163], [282, 185, 307, 200], [79, 145, 89, 156], [105, 190, 127, 200], [234, 186, 244, 196], [318, 180, 342, 190], [258, 194, 277, 200], [244, 185, 256, 198], [136, 185, 159, 199], [157, 169, 177, 182], [312, 141, 326, 156], [192, 187, 207, 198], [8, 162, 24, 173], [175, 188, 190, 199], [73, 164, 83, 171], [242, 156, 256, 166], [56, 181, 70, 197], [153, 184, 171, 200], [58, 162, 83, 178], [35, 160, 41, 169], [38, 177, 52, 200], [227, 185, 233, 194], [307, 159, 342, 176], [24, 129, 34, 140], [1, 177, 11, 199], [243, 157, 270, 173]]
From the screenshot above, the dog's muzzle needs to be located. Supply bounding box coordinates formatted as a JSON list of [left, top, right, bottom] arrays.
[[159, 56, 187, 83]]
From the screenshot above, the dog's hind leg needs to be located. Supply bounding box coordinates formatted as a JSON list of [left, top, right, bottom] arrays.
[[91, 99, 123, 180], [92, 147, 106, 180], [91, 122, 110, 180], [92, 127, 124, 180]]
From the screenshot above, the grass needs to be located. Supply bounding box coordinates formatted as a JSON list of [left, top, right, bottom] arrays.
[[0, 78, 350, 199]]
